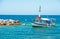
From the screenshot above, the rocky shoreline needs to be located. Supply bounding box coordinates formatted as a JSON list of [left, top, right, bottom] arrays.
[[0, 19, 20, 26]]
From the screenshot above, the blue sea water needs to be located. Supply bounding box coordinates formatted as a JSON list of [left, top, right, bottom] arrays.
[[0, 15, 60, 39]]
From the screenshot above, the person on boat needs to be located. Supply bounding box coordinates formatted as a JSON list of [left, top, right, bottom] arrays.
[[37, 16, 41, 23]]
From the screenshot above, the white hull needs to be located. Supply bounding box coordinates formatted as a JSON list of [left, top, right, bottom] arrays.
[[32, 23, 55, 27]]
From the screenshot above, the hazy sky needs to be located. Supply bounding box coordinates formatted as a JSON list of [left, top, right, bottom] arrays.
[[0, 0, 60, 15]]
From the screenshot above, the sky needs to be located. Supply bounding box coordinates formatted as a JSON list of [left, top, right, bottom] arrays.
[[0, 0, 60, 15]]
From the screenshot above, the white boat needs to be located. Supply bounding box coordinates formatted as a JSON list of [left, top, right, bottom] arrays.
[[32, 6, 55, 27], [32, 18, 55, 27]]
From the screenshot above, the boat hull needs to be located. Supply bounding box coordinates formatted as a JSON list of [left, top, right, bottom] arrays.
[[32, 23, 46, 27], [32, 23, 55, 27]]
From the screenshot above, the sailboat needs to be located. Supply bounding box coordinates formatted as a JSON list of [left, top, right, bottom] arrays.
[[32, 6, 55, 27]]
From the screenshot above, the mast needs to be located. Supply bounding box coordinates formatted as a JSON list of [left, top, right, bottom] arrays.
[[38, 6, 41, 17], [37, 6, 41, 20]]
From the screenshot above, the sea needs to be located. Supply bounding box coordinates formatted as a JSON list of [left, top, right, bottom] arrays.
[[0, 15, 60, 39]]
